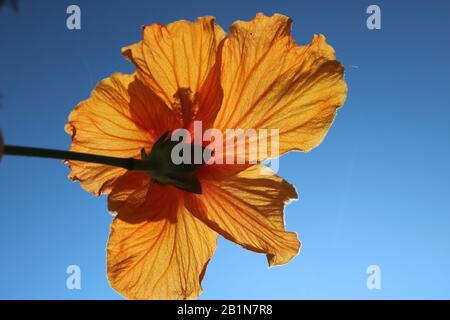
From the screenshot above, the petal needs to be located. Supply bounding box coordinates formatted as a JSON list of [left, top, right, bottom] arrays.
[[107, 186, 217, 300], [65, 73, 178, 196], [122, 17, 226, 129], [107, 171, 153, 220], [107, 171, 177, 222], [186, 164, 300, 266], [214, 13, 347, 158]]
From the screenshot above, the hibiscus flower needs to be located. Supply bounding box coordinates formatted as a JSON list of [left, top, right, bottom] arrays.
[[64, 13, 347, 299]]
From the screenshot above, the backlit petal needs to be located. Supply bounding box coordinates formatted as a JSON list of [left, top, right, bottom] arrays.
[[187, 164, 300, 266], [215, 13, 347, 158], [107, 171, 153, 220], [122, 17, 226, 129], [107, 184, 217, 300], [65, 73, 178, 196]]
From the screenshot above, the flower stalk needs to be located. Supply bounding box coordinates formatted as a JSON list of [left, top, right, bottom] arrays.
[[3, 144, 153, 171]]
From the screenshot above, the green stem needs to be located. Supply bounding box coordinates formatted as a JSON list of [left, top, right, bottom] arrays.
[[3, 145, 153, 171]]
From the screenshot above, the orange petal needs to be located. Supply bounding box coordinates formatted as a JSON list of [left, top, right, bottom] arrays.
[[186, 164, 300, 266], [107, 184, 217, 300], [107, 171, 152, 220], [215, 13, 347, 158], [107, 171, 179, 222], [122, 17, 226, 129], [65, 73, 178, 196]]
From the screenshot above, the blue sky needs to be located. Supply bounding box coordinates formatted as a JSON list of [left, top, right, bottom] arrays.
[[0, 0, 450, 299]]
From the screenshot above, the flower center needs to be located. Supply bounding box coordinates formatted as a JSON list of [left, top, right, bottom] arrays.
[[141, 131, 204, 194]]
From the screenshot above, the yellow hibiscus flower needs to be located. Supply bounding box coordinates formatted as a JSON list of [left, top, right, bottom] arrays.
[[64, 13, 347, 299]]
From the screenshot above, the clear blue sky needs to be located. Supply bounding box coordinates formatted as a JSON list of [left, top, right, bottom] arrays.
[[1, 0, 450, 299]]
